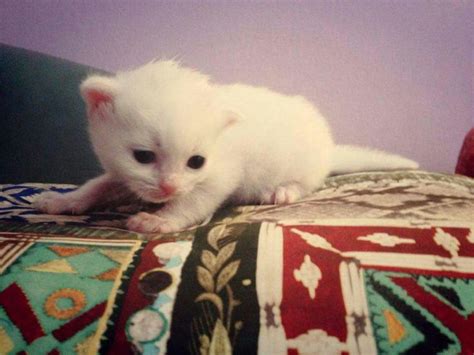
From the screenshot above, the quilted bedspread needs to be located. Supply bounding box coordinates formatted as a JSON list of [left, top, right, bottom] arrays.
[[1, 171, 473, 354]]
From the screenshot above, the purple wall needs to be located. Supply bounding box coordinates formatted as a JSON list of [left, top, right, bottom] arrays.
[[1, 1, 472, 172]]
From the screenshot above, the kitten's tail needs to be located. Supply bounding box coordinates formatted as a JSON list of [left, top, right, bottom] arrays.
[[330, 145, 419, 175]]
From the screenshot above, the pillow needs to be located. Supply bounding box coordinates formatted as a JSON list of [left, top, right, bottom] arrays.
[[0, 44, 105, 184], [455, 128, 474, 178]]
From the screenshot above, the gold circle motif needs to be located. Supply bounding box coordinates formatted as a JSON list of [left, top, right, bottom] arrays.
[[44, 288, 87, 320]]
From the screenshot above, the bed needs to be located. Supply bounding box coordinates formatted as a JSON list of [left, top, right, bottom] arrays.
[[1, 44, 473, 354]]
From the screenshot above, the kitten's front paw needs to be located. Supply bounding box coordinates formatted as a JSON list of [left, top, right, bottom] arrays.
[[261, 183, 304, 205], [33, 191, 88, 215], [126, 212, 180, 234]]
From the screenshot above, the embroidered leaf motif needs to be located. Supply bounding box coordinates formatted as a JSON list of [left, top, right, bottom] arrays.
[[216, 260, 240, 293], [201, 250, 217, 275], [208, 224, 233, 250], [197, 266, 215, 292], [215, 242, 236, 271], [209, 318, 232, 355], [199, 335, 211, 355], [208, 225, 226, 250], [195, 292, 224, 319]]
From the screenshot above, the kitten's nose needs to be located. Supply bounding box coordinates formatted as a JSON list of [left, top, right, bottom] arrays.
[[159, 182, 176, 197]]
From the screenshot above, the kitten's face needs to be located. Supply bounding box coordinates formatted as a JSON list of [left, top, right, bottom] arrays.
[[82, 61, 232, 203], [90, 95, 224, 204]]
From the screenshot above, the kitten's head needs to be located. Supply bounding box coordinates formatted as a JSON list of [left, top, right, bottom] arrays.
[[80, 60, 237, 203]]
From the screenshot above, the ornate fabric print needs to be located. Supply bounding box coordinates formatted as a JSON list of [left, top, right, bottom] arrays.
[[0, 232, 140, 354], [256, 222, 286, 354], [217, 171, 474, 224], [0, 171, 473, 354], [0, 184, 146, 232], [364, 270, 474, 354], [433, 228, 460, 258], [167, 223, 260, 354], [102, 234, 193, 354], [293, 255, 322, 300], [357, 233, 416, 247], [256, 222, 474, 354]]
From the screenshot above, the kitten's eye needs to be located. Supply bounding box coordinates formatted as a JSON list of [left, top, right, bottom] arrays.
[[187, 155, 205, 169], [133, 150, 156, 164]]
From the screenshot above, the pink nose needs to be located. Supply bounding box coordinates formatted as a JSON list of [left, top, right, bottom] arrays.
[[159, 182, 176, 197]]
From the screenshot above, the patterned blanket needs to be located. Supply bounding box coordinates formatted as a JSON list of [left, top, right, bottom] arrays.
[[1, 171, 473, 354]]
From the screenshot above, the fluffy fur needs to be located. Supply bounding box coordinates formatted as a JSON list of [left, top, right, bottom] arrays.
[[34, 60, 418, 234]]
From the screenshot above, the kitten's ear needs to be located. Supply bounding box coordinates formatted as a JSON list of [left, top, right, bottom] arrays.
[[80, 75, 119, 119]]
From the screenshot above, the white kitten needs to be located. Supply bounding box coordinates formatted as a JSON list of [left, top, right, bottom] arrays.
[[34, 60, 418, 234]]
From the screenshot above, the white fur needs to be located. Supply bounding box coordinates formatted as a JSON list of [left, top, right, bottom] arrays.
[[330, 145, 419, 175], [34, 60, 418, 235]]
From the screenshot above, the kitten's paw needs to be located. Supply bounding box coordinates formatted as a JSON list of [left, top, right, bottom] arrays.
[[33, 191, 88, 215], [126, 212, 179, 234], [263, 183, 305, 205]]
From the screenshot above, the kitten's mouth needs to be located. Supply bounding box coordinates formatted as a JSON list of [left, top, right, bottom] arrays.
[[145, 190, 174, 203], [142, 188, 179, 203]]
